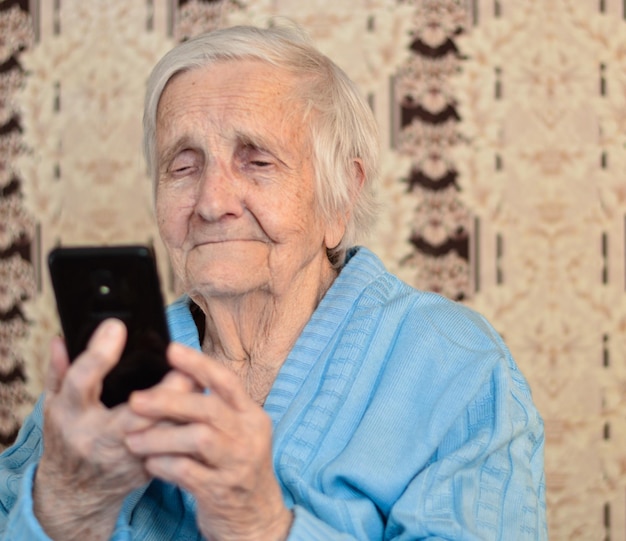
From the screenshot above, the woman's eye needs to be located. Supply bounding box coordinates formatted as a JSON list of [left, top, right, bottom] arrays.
[[251, 159, 271, 167], [169, 150, 197, 175], [240, 143, 274, 169]]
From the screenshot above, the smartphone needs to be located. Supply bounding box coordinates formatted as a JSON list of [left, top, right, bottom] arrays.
[[48, 245, 171, 408]]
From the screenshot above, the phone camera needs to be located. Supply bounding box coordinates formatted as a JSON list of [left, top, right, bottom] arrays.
[[92, 269, 115, 298], [99, 284, 111, 296]]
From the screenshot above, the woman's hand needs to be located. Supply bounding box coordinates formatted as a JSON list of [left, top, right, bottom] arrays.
[[125, 343, 293, 541], [34, 320, 155, 541]]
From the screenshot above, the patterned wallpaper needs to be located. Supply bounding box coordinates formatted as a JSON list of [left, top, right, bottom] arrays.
[[0, 0, 35, 451], [2, 0, 626, 538]]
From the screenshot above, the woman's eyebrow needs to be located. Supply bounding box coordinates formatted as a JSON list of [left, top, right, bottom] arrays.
[[235, 130, 273, 151], [234, 130, 292, 168]]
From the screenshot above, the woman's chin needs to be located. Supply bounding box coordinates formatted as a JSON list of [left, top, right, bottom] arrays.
[[185, 265, 269, 300]]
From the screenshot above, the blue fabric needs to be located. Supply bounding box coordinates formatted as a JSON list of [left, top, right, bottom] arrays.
[[0, 247, 547, 540]]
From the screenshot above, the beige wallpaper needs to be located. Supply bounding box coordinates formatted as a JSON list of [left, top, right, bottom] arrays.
[[2, 0, 626, 538]]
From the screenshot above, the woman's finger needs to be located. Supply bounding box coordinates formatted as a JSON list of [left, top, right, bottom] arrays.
[[45, 336, 70, 395], [129, 382, 245, 444], [153, 365, 199, 393], [125, 422, 226, 460], [165, 343, 252, 411], [128, 387, 243, 437]]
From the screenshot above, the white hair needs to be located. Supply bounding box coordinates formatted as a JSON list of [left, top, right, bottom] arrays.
[[143, 24, 380, 266]]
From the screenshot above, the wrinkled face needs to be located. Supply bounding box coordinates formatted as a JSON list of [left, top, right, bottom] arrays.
[[155, 60, 343, 300]]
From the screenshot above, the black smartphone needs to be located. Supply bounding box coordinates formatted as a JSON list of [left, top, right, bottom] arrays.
[[48, 245, 171, 408]]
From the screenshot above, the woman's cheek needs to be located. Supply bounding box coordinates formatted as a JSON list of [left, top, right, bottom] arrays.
[[156, 188, 192, 229], [155, 205, 183, 252]]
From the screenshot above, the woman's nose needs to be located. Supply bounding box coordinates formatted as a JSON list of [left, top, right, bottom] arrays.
[[194, 161, 244, 222]]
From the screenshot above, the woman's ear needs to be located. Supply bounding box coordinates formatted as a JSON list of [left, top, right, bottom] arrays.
[[352, 158, 366, 194], [324, 217, 346, 250], [323, 158, 366, 250]]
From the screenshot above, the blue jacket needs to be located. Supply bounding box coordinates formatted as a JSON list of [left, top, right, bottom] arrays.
[[0, 247, 547, 540]]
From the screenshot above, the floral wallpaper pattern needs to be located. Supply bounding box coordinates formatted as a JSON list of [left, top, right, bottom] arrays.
[[2, 0, 626, 537], [0, 0, 35, 449], [455, 2, 626, 538]]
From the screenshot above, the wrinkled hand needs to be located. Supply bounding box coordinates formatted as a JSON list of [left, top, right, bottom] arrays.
[[34, 319, 185, 541], [125, 343, 293, 541]]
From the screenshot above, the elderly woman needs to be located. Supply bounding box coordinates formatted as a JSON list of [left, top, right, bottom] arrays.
[[0, 25, 547, 540]]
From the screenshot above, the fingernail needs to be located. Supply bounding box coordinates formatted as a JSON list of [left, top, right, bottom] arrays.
[[129, 391, 147, 407], [125, 434, 140, 451], [88, 319, 125, 350], [100, 318, 125, 338]]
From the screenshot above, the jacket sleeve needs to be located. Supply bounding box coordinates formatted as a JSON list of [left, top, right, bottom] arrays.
[[383, 357, 548, 540], [285, 355, 547, 541], [0, 396, 54, 541]]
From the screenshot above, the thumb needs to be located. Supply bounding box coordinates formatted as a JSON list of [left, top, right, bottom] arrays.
[[55, 319, 127, 408], [75, 317, 128, 382]]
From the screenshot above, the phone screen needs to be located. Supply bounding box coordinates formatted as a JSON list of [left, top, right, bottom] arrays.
[[48, 245, 171, 407]]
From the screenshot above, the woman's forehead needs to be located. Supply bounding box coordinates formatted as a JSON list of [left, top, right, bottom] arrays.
[[156, 61, 313, 154], [161, 59, 301, 106]]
